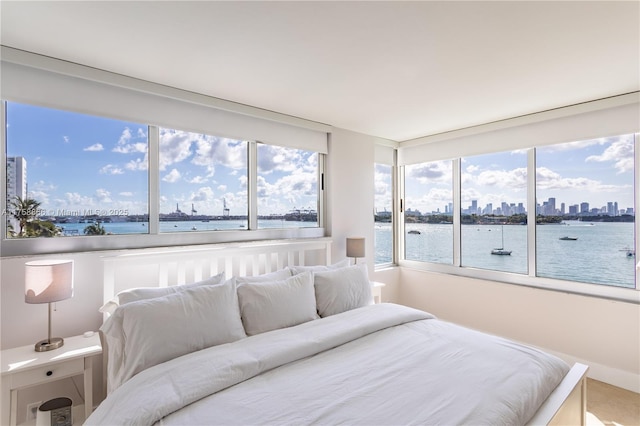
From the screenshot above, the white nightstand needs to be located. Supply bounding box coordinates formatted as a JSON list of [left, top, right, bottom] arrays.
[[371, 281, 386, 304], [1, 333, 102, 426]]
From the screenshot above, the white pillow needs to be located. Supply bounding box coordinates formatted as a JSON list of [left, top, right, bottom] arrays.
[[237, 272, 319, 335], [314, 264, 373, 317], [288, 259, 350, 275], [235, 268, 292, 284], [99, 272, 226, 315], [101, 278, 245, 391]]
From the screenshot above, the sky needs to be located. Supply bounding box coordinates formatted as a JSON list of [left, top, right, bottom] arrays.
[[386, 134, 635, 216], [6, 102, 318, 217]]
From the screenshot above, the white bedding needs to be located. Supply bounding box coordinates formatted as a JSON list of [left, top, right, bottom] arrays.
[[86, 303, 570, 426]]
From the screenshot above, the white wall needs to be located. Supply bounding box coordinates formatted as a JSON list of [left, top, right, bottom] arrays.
[[398, 267, 640, 393]]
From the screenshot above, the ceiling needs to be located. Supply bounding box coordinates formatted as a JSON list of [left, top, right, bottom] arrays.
[[1, 1, 638, 142]]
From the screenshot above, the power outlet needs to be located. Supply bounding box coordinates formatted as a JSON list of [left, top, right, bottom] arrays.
[[26, 401, 42, 421]]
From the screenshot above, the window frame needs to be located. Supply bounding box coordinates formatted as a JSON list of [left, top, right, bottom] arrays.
[[1, 102, 325, 257], [398, 135, 640, 304]]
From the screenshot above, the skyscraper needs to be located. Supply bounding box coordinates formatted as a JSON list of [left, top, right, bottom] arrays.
[[6, 156, 27, 233]]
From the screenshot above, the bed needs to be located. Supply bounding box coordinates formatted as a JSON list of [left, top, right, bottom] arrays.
[[87, 238, 588, 425]]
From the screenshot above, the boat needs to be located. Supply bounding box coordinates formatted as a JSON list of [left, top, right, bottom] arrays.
[[491, 226, 511, 255], [559, 236, 578, 241], [408, 230, 421, 235], [620, 247, 635, 258]]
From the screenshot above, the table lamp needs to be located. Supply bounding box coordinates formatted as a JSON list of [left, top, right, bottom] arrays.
[[346, 237, 365, 265], [25, 259, 74, 352]]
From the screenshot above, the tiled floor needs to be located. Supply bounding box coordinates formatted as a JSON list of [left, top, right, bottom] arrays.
[[586, 378, 640, 426]]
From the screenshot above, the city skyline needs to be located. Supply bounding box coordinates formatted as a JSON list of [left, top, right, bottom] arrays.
[[390, 134, 635, 218]]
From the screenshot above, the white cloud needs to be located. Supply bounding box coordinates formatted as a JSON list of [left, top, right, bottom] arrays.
[[125, 158, 148, 171], [163, 168, 181, 183], [407, 161, 451, 184], [95, 188, 112, 203], [84, 143, 104, 152], [99, 164, 124, 175], [585, 139, 634, 174], [188, 175, 208, 184], [119, 192, 133, 197], [536, 167, 619, 192], [113, 127, 147, 154], [63, 136, 70, 143]]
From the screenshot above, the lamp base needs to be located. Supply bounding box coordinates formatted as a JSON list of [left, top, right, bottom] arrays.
[[35, 337, 64, 352]]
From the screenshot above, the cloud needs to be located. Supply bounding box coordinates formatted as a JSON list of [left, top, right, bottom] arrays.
[[119, 192, 134, 197], [63, 136, 70, 143], [84, 143, 104, 152], [536, 167, 620, 192], [190, 186, 215, 203], [585, 139, 634, 174], [188, 176, 208, 184], [99, 164, 125, 175], [95, 188, 112, 203], [257, 144, 314, 174], [192, 135, 247, 171], [475, 167, 528, 190], [407, 161, 451, 183], [162, 168, 181, 183], [159, 129, 195, 170], [113, 127, 147, 154], [125, 158, 148, 171]]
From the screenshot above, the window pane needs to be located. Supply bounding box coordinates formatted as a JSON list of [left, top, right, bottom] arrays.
[[159, 129, 248, 232], [460, 151, 528, 274], [5, 102, 148, 238], [536, 135, 635, 288], [256, 144, 318, 229], [404, 161, 453, 264], [375, 163, 393, 264]]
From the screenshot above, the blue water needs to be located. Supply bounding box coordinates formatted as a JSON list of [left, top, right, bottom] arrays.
[[377, 221, 636, 288], [59, 219, 316, 235]]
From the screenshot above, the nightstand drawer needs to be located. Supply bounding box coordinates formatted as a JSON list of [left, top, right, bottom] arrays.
[[11, 359, 84, 388]]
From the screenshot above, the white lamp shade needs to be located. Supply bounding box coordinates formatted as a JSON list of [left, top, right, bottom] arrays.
[[346, 237, 365, 258], [25, 260, 74, 304]]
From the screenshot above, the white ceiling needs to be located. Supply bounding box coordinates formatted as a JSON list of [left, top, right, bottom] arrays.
[[1, 1, 638, 142]]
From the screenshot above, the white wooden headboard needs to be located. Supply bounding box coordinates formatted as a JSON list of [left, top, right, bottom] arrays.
[[102, 237, 332, 311]]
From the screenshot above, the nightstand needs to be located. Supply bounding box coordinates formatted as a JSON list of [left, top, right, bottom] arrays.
[[371, 281, 386, 304], [1, 333, 102, 426]]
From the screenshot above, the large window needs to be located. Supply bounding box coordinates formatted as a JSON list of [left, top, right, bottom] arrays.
[[374, 163, 393, 264], [5, 102, 148, 238], [2, 102, 325, 255], [404, 160, 453, 264], [460, 151, 528, 274], [159, 128, 248, 232], [536, 135, 636, 288], [401, 133, 637, 293]]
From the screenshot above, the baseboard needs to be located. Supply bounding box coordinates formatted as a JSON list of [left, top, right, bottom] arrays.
[[543, 348, 639, 394]]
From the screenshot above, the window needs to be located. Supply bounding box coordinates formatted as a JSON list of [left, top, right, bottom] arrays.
[[2, 102, 325, 256], [403, 160, 453, 264], [374, 163, 393, 264], [536, 135, 635, 288], [5, 102, 148, 238], [256, 143, 318, 228], [460, 151, 528, 274], [159, 128, 248, 232]]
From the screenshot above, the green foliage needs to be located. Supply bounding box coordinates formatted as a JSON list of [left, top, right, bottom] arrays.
[[84, 221, 106, 235]]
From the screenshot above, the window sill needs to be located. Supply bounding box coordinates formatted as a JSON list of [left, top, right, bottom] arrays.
[[399, 259, 640, 305]]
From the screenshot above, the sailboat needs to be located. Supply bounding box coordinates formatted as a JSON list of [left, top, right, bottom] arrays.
[[491, 226, 512, 256]]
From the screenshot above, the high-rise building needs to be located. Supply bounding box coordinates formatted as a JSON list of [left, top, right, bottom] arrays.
[[580, 202, 589, 214], [6, 156, 27, 233], [6, 156, 27, 203]]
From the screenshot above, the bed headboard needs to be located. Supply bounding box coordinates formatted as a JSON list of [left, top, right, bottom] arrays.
[[102, 237, 332, 315]]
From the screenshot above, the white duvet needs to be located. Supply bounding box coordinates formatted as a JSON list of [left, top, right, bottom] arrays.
[[86, 303, 569, 426]]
